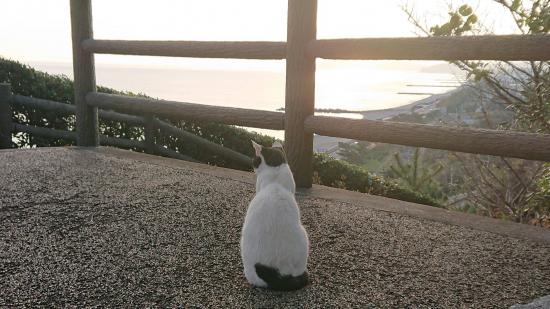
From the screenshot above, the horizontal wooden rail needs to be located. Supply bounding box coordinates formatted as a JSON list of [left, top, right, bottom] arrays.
[[99, 135, 145, 150], [12, 95, 76, 114], [100, 109, 144, 126], [11, 95, 145, 125], [153, 144, 198, 162], [151, 118, 251, 167], [305, 116, 550, 161], [85, 92, 285, 130], [10, 94, 250, 165], [310, 35, 550, 61], [82, 36, 550, 61], [13, 123, 192, 162], [13, 123, 76, 141], [83, 39, 287, 59], [13, 123, 145, 149]]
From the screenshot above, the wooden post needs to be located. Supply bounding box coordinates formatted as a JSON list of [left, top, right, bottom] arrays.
[[285, 0, 317, 188], [70, 0, 98, 146], [0, 83, 13, 149], [144, 115, 157, 154]]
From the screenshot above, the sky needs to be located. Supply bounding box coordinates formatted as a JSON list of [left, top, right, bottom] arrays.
[[0, 0, 517, 70]]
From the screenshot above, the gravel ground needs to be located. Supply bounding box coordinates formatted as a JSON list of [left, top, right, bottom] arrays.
[[1, 147, 549, 308]]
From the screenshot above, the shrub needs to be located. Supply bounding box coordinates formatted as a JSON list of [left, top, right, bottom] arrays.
[[313, 153, 441, 207], [0, 57, 144, 147]]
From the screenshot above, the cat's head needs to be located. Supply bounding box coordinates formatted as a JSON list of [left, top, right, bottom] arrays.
[[251, 140, 287, 171]]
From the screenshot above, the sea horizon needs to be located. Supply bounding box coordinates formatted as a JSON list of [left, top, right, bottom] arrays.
[[28, 60, 463, 139]]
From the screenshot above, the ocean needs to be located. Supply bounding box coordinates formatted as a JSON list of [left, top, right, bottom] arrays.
[[30, 60, 461, 140]]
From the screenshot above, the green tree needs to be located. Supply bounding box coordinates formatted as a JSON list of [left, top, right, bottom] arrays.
[[388, 148, 444, 199], [337, 141, 373, 166]]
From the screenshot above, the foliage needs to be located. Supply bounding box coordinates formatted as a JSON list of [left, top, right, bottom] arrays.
[[338, 142, 410, 173], [406, 1, 550, 133], [534, 164, 550, 202], [0, 57, 144, 147], [528, 163, 550, 218], [337, 141, 373, 166], [0, 57, 436, 206], [454, 154, 546, 222], [430, 4, 479, 36], [403, 0, 550, 225], [388, 148, 445, 200], [313, 153, 441, 207]]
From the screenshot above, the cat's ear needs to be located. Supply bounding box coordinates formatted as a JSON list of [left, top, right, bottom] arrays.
[[272, 141, 283, 149], [251, 140, 262, 156]]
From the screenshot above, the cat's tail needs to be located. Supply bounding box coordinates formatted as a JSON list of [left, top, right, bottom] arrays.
[[254, 263, 309, 291]]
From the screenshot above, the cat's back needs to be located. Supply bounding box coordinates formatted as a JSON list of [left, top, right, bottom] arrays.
[[247, 183, 298, 219]]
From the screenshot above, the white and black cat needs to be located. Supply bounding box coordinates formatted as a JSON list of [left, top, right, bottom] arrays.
[[240, 141, 309, 291]]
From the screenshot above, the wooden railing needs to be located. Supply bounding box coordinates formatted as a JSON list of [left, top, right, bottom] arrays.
[[7, 0, 550, 188], [0, 83, 251, 167]]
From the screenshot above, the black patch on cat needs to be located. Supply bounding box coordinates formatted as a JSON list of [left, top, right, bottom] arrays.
[[255, 263, 309, 291], [260, 147, 287, 167], [253, 156, 262, 169]]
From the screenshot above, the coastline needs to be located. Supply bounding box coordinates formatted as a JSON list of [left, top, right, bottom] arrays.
[[360, 87, 459, 120], [312, 87, 460, 154]]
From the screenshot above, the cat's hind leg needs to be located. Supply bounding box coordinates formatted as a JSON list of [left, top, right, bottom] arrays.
[[243, 262, 268, 288]]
